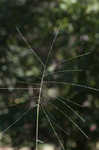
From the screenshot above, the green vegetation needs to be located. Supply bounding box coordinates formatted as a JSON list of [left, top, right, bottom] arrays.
[[0, 0, 99, 150]]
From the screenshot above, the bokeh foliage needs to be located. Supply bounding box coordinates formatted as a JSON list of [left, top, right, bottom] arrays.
[[0, 0, 99, 149]]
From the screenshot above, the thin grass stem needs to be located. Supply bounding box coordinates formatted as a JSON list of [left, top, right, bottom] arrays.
[[45, 81, 99, 91], [45, 69, 83, 77], [51, 103, 89, 139], [16, 26, 45, 68], [56, 97, 85, 122], [60, 51, 92, 66], [41, 105, 65, 150], [1, 104, 37, 135]]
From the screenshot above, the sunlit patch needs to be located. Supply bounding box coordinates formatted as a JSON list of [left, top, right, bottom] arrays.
[[38, 144, 55, 150]]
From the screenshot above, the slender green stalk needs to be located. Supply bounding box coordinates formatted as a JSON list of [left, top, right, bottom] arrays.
[[36, 69, 46, 150], [45, 81, 99, 91], [41, 105, 65, 150], [52, 103, 89, 139], [16, 26, 45, 68], [36, 29, 59, 150]]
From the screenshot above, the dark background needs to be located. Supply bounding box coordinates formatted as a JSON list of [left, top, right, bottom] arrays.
[[0, 0, 99, 149]]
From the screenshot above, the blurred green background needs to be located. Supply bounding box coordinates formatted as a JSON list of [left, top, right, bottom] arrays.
[[0, 0, 99, 149]]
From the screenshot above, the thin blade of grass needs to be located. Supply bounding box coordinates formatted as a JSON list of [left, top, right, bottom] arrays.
[[0, 87, 40, 90], [1, 104, 37, 135], [36, 72, 45, 150], [60, 51, 92, 66], [46, 81, 99, 92], [58, 96, 83, 107], [45, 69, 83, 77], [41, 105, 65, 150], [45, 29, 59, 68], [51, 103, 89, 139], [36, 29, 59, 150], [45, 108, 70, 136], [56, 97, 85, 122], [16, 26, 45, 68]]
